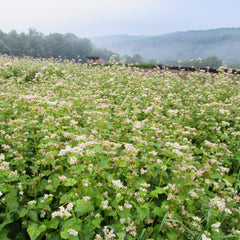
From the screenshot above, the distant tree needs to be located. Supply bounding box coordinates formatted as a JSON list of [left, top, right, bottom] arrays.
[[23, 28, 45, 57], [5, 30, 23, 56], [122, 54, 132, 63], [91, 48, 119, 61], [122, 54, 144, 64], [74, 38, 92, 63], [0, 29, 102, 63], [202, 56, 222, 69], [132, 54, 144, 64], [0, 40, 12, 55], [45, 33, 65, 58]]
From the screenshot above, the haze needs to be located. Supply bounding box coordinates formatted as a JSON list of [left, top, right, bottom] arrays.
[[1, 0, 240, 37]]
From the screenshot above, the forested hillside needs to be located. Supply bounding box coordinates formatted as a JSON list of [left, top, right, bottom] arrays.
[[91, 28, 240, 64], [0, 29, 93, 63]]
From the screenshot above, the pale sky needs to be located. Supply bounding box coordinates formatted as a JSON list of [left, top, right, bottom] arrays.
[[1, 0, 240, 37]]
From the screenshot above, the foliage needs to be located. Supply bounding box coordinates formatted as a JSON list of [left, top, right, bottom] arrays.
[[0, 29, 92, 63], [91, 28, 240, 64], [90, 48, 120, 62], [166, 57, 223, 69], [0, 55, 240, 240], [122, 54, 144, 64]]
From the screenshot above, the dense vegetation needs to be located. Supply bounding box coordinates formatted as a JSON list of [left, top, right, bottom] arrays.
[[0, 29, 93, 63], [0, 55, 239, 239], [91, 28, 240, 65], [1, 28, 240, 68]]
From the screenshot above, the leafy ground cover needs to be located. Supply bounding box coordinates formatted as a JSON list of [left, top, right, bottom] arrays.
[[0, 55, 239, 240]]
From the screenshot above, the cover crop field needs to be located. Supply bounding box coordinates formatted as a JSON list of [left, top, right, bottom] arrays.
[[0, 55, 239, 240]]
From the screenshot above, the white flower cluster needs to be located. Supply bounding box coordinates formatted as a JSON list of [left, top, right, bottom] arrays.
[[103, 226, 116, 239], [58, 141, 96, 156], [121, 218, 137, 237], [202, 233, 211, 240], [102, 200, 109, 209], [205, 140, 218, 148], [133, 121, 145, 129], [0, 161, 9, 171], [219, 109, 230, 115], [143, 105, 153, 113], [112, 179, 124, 189], [69, 156, 78, 165], [165, 142, 190, 150], [51, 203, 73, 218], [211, 222, 221, 232], [124, 143, 139, 154], [0, 153, 5, 160], [68, 229, 78, 236], [59, 175, 67, 181], [83, 196, 91, 201], [167, 109, 179, 116], [209, 196, 231, 214]]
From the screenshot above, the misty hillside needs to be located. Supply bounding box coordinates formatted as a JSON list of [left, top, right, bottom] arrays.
[[91, 28, 240, 63]]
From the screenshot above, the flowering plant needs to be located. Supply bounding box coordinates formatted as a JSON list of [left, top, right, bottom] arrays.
[[0, 55, 239, 239]]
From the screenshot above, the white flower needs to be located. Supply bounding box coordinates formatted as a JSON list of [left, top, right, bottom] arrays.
[[83, 196, 91, 201], [124, 202, 132, 209], [66, 203, 73, 211], [52, 205, 72, 218], [69, 156, 78, 165], [0, 153, 5, 160], [211, 222, 221, 231], [140, 168, 147, 174], [225, 208, 232, 214], [193, 216, 201, 222], [59, 175, 67, 181], [102, 200, 109, 209], [202, 234, 211, 240], [112, 180, 124, 188], [118, 205, 123, 211], [103, 226, 116, 239], [68, 229, 78, 236], [28, 200, 36, 205], [120, 218, 126, 224]]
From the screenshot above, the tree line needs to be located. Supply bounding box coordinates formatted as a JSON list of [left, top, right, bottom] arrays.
[[0, 29, 93, 63], [0, 29, 226, 68]]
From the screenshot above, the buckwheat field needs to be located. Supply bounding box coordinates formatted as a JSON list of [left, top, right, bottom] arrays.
[[0, 55, 239, 240]]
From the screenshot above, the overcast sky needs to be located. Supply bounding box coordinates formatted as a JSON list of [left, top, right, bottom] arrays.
[[1, 0, 240, 37]]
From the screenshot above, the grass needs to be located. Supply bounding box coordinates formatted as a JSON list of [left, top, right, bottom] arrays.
[[0, 55, 239, 240]]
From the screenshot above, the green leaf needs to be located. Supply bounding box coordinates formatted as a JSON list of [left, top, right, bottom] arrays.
[[0, 212, 15, 232], [60, 231, 69, 239], [137, 205, 150, 221], [0, 228, 11, 240], [150, 187, 166, 198], [6, 192, 19, 211], [60, 231, 79, 240], [98, 159, 108, 168], [60, 191, 73, 204], [48, 218, 59, 229], [46, 232, 61, 240], [63, 178, 77, 187], [117, 232, 126, 240], [152, 207, 162, 217], [27, 223, 47, 240], [74, 200, 95, 215], [27, 210, 39, 223], [167, 232, 178, 240], [210, 172, 223, 180]]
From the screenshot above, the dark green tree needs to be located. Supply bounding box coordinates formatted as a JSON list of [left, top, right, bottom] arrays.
[[23, 28, 45, 57], [0, 40, 12, 55]]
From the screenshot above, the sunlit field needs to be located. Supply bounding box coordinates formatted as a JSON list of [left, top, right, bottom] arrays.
[[0, 55, 239, 240]]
